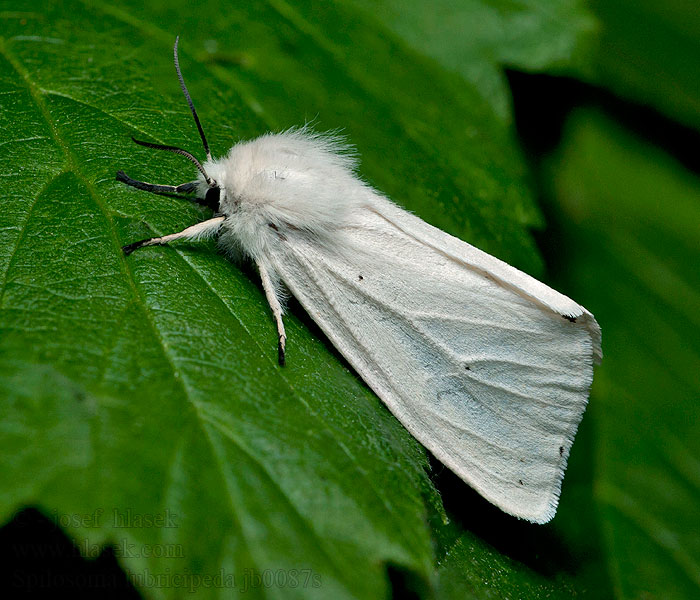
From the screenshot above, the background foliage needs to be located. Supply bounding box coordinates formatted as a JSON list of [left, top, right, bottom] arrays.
[[0, 1, 697, 598]]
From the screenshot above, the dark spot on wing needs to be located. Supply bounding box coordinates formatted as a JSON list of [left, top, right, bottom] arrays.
[[268, 223, 279, 231], [559, 446, 564, 456], [562, 314, 577, 323], [358, 274, 363, 281], [518, 480, 524, 486], [464, 364, 471, 371]]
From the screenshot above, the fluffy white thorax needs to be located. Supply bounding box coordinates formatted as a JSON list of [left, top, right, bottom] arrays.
[[198, 129, 370, 267]]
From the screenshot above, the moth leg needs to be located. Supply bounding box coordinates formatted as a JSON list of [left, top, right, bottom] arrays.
[[257, 261, 287, 366], [122, 216, 225, 255], [116, 170, 198, 195]]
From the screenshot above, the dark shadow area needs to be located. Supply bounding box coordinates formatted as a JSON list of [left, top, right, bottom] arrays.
[[0, 508, 141, 599], [507, 70, 700, 283], [425, 454, 577, 579], [506, 70, 700, 176], [386, 561, 429, 600]]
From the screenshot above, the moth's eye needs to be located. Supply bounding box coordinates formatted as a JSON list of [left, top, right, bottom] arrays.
[[205, 186, 221, 211]]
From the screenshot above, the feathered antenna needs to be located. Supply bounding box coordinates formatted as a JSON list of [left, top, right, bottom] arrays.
[[129, 37, 216, 186], [129, 137, 215, 186], [174, 35, 211, 161]]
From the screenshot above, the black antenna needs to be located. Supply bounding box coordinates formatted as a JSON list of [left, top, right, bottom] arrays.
[[130, 137, 215, 186], [174, 36, 211, 161]]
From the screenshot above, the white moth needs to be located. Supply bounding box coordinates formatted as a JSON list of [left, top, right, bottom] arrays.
[[119, 38, 601, 524]]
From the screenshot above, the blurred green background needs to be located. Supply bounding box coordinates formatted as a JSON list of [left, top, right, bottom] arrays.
[[0, 1, 698, 598]]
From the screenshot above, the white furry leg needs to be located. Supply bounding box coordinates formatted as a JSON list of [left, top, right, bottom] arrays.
[[122, 216, 225, 255], [258, 261, 287, 366]]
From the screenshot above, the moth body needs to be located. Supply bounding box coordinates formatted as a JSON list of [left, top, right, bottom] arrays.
[[118, 39, 602, 523]]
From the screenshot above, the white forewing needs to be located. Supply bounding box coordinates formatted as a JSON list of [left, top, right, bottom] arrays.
[[270, 192, 600, 523], [373, 198, 602, 362]]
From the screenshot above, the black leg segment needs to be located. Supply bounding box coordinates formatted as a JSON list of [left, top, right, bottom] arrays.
[[122, 238, 156, 256], [278, 337, 286, 367]]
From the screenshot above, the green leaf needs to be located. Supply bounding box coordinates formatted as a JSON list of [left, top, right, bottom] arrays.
[[586, 0, 700, 131], [437, 531, 577, 600], [347, 0, 598, 122], [0, 1, 603, 598], [351, 0, 700, 135], [543, 110, 700, 600]]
